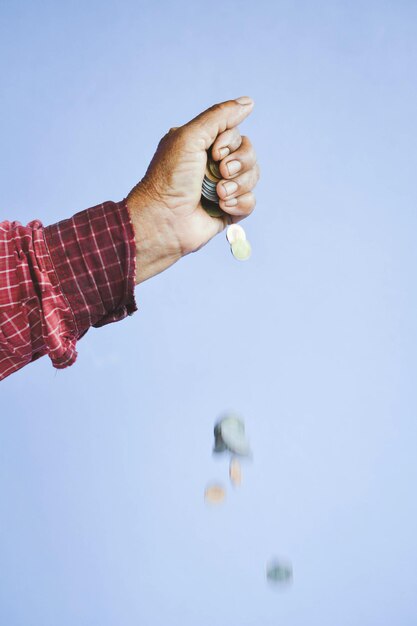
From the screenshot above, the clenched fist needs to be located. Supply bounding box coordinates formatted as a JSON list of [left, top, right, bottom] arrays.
[[125, 96, 260, 284]]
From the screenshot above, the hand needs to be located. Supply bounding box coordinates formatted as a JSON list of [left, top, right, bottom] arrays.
[[125, 96, 260, 284]]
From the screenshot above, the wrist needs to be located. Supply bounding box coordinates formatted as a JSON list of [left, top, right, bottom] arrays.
[[125, 187, 182, 285]]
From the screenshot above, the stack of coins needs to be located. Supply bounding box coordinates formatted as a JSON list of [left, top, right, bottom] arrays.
[[201, 153, 225, 218], [202, 152, 253, 261], [201, 156, 221, 203], [226, 224, 252, 261]]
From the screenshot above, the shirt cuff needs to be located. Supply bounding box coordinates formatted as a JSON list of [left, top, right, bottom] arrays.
[[44, 199, 137, 337]]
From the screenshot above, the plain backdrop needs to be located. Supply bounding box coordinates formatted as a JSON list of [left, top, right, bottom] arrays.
[[1, 1, 417, 625]]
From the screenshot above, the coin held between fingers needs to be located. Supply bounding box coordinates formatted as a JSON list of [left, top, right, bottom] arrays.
[[226, 224, 246, 244]]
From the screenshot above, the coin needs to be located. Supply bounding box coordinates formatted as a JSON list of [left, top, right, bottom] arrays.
[[204, 484, 226, 505], [204, 206, 224, 218], [201, 151, 222, 208], [213, 423, 228, 453], [231, 239, 252, 261], [229, 457, 242, 486], [218, 415, 251, 456], [204, 168, 220, 184], [266, 559, 293, 585], [208, 156, 221, 180], [226, 224, 247, 244], [201, 172, 220, 205]]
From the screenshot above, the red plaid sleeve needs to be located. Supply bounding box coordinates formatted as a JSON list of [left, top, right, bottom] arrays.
[[0, 199, 137, 381]]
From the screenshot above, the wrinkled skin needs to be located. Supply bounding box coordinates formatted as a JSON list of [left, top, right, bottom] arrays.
[[125, 97, 260, 284]]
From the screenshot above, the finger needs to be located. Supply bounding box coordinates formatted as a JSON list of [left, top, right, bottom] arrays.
[[185, 96, 254, 149], [218, 191, 256, 218], [211, 127, 242, 161], [218, 135, 258, 180], [216, 164, 260, 201]]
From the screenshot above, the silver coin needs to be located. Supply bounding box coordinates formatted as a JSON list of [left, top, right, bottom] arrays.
[[202, 153, 221, 207], [202, 176, 219, 203], [216, 415, 251, 456]]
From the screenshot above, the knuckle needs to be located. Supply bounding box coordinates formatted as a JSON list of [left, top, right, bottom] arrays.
[[241, 135, 253, 150], [243, 194, 256, 214], [233, 134, 243, 150], [247, 168, 258, 188], [206, 104, 218, 115], [239, 138, 256, 162], [214, 102, 227, 114]]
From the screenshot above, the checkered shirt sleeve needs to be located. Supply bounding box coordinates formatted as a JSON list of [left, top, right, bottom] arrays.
[[0, 199, 137, 381]]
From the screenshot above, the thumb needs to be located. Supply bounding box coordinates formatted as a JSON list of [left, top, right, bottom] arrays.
[[185, 96, 254, 150]]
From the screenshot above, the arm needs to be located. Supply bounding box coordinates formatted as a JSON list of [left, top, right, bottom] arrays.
[[0, 200, 136, 381], [0, 97, 259, 381], [126, 96, 258, 284]]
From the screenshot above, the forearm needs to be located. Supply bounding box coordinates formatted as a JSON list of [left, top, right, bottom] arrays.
[[0, 199, 137, 381]]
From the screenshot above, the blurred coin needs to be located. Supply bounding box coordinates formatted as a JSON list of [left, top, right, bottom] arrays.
[[218, 415, 251, 456], [231, 239, 252, 261], [213, 423, 228, 453], [226, 224, 247, 244], [204, 484, 226, 505], [229, 457, 242, 486], [266, 559, 293, 585]]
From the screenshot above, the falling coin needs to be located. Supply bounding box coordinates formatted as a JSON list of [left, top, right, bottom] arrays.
[[215, 415, 251, 457], [226, 222, 252, 262], [226, 224, 247, 245], [204, 484, 226, 505], [231, 239, 252, 261], [229, 457, 242, 486], [266, 559, 293, 585]]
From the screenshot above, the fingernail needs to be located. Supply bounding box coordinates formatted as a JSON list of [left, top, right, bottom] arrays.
[[227, 160, 241, 176], [219, 147, 230, 159], [223, 181, 238, 196], [224, 198, 238, 207], [236, 96, 253, 106]]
